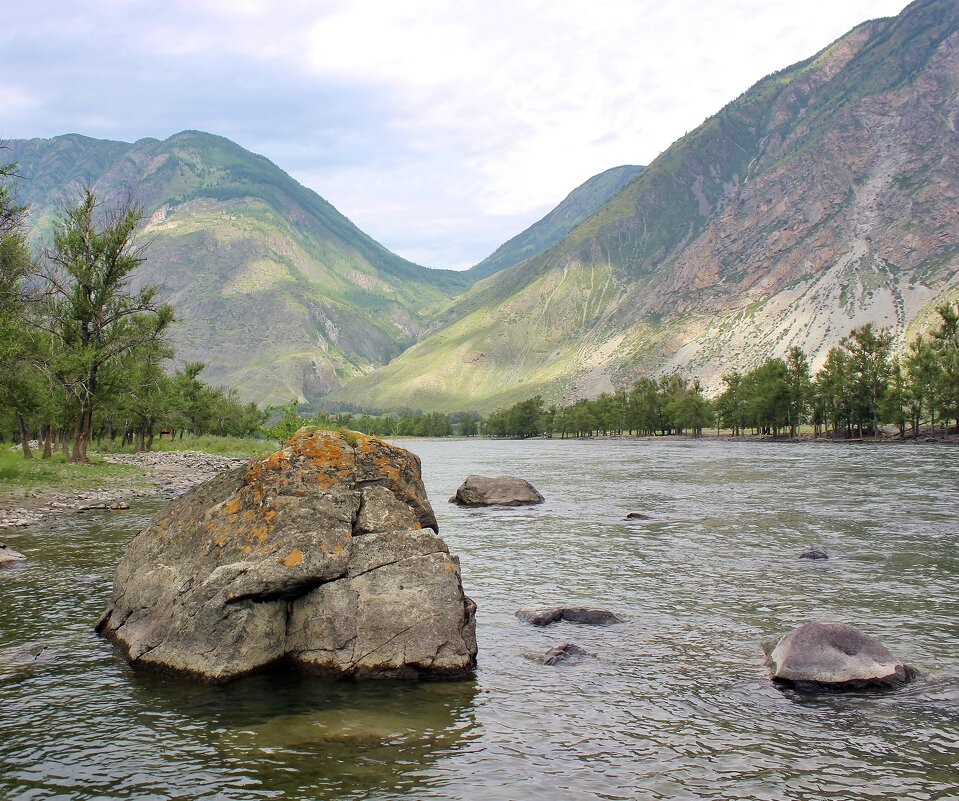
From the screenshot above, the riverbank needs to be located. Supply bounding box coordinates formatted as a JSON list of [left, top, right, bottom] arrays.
[[0, 450, 249, 530]]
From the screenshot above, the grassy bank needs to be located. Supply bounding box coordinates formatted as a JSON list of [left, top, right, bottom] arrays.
[[0, 449, 137, 492], [143, 434, 278, 457]]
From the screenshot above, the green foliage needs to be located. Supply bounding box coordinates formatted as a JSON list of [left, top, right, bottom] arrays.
[[260, 399, 306, 442], [148, 434, 277, 456]]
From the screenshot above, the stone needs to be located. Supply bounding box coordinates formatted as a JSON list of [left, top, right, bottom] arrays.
[[97, 427, 477, 683], [516, 607, 563, 626], [543, 643, 592, 666], [798, 545, 829, 560], [624, 512, 650, 520], [0, 543, 26, 565], [516, 606, 622, 626], [763, 620, 921, 691], [449, 475, 544, 506]]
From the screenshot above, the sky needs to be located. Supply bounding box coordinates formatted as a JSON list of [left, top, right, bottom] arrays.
[[2, 0, 908, 269]]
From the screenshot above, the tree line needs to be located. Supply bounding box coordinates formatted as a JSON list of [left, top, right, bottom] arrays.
[[480, 317, 959, 440], [261, 399, 479, 441], [0, 166, 263, 461]]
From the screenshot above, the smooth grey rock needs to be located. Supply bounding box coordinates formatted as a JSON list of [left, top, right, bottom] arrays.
[[0, 543, 26, 565], [449, 475, 544, 507], [763, 620, 920, 691], [543, 643, 592, 666], [798, 545, 829, 560], [560, 607, 623, 625], [516, 606, 622, 626], [97, 428, 477, 683], [516, 607, 564, 626]]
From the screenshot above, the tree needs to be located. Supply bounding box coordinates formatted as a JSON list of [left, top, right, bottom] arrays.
[[929, 302, 959, 431], [784, 346, 812, 438], [31, 188, 173, 461], [0, 160, 41, 458], [842, 324, 892, 437]]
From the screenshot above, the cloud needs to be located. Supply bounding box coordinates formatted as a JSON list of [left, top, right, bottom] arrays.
[[1, 0, 909, 268]]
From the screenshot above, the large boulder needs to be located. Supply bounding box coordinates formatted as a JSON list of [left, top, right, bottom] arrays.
[[763, 620, 920, 691], [97, 428, 477, 682], [449, 475, 544, 507]]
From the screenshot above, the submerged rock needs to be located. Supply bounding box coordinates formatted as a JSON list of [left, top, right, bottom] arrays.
[[97, 427, 477, 683], [798, 545, 829, 560], [543, 643, 592, 666], [624, 512, 650, 520], [449, 475, 544, 507], [516, 607, 622, 626], [763, 620, 920, 691], [0, 543, 26, 565]]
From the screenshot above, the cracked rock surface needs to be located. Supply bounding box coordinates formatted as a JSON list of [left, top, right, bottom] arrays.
[[96, 427, 477, 682]]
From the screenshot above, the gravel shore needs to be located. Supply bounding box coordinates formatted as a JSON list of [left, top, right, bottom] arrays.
[[0, 450, 249, 530]]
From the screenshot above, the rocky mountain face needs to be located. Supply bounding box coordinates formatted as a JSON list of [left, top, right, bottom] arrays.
[[467, 165, 643, 281], [333, 0, 959, 411], [5, 131, 472, 404]]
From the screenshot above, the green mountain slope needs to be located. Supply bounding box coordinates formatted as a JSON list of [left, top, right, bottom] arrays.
[[6, 131, 472, 403], [467, 165, 643, 280], [332, 0, 959, 412]]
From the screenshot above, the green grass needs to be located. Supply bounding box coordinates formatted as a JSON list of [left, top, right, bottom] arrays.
[[0, 449, 136, 490], [139, 434, 279, 457]]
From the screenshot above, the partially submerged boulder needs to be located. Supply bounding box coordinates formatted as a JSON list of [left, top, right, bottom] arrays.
[[97, 428, 477, 682], [0, 543, 26, 565], [798, 545, 829, 560], [763, 620, 920, 691], [516, 607, 622, 626], [449, 475, 544, 507], [543, 643, 592, 666]]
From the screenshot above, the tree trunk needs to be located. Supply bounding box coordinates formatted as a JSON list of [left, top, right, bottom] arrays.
[[42, 424, 52, 459], [106, 413, 115, 453], [16, 411, 32, 459]]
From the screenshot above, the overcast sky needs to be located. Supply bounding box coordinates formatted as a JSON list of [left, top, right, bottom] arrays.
[[2, 0, 908, 269]]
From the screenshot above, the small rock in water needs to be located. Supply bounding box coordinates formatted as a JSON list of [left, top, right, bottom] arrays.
[[449, 475, 544, 507], [516, 608, 564, 626], [763, 620, 921, 692], [109, 502, 131, 511], [561, 607, 623, 625], [624, 512, 650, 520], [798, 545, 829, 560], [516, 606, 622, 626], [543, 643, 592, 666], [0, 543, 27, 565]]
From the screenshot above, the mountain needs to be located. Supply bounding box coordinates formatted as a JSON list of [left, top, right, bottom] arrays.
[[467, 165, 643, 280], [330, 0, 959, 412], [5, 131, 473, 404]]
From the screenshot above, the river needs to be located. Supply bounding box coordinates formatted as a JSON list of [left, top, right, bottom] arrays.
[[1, 438, 957, 800]]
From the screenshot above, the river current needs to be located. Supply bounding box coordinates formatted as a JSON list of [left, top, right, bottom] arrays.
[[1, 438, 957, 800]]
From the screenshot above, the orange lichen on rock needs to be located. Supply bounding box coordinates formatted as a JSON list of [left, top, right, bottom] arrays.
[[283, 548, 303, 568]]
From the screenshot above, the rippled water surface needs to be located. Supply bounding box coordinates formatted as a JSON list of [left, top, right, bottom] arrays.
[[2, 439, 958, 800]]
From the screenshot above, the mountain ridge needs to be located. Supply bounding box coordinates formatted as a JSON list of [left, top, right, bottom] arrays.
[[328, 0, 959, 411]]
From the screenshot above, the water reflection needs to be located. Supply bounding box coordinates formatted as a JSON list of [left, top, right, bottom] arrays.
[[127, 671, 480, 800]]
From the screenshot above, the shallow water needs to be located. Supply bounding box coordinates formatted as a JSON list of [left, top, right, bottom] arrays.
[[1, 439, 957, 800]]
